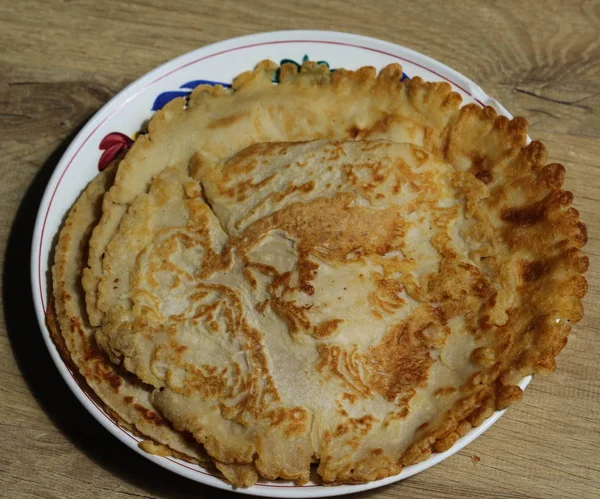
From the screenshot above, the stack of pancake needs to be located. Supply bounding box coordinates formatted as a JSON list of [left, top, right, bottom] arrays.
[[50, 61, 588, 486]]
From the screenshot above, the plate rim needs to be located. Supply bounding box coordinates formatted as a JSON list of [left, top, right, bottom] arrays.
[[30, 29, 531, 498]]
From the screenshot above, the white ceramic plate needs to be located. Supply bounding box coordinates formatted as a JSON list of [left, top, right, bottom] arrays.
[[31, 30, 531, 497]]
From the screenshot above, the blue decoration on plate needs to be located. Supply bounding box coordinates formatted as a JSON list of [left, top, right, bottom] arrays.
[[151, 80, 232, 111]]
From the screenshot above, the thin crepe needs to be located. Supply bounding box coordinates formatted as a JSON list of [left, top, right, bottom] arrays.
[[51, 164, 261, 485]]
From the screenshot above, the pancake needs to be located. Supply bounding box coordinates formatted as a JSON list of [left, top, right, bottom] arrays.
[[82, 61, 461, 327], [91, 136, 587, 484], [50, 163, 261, 485], [51, 60, 587, 487], [51, 163, 210, 458]]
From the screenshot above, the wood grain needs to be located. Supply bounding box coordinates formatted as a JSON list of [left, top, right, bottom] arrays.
[[1, 0, 599, 498]]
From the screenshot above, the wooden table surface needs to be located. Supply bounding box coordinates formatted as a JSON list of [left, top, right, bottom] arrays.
[[1, 1, 599, 498]]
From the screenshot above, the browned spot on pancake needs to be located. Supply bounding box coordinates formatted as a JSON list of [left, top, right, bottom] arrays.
[[382, 408, 409, 427], [421, 256, 493, 319], [434, 386, 457, 397], [134, 404, 169, 426], [342, 392, 358, 404], [243, 267, 258, 289], [502, 201, 545, 227], [256, 299, 269, 315], [349, 415, 378, 435], [240, 192, 405, 264], [318, 345, 371, 397], [469, 154, 493, 184], [183, 363, 229, 396], [69, 316, 104, 364], [96, 361, 123, 392], [521, 260, 550, 282], [174, 344, 188, 355], [334, 424, 349, 437], [369, 273, 406, 315], [221, 173, 278, 202], [297, 258, 319, 295], [313, 319, 343, 338], [274, 180, 316, 202], [345, 152, 400, 196], [235, 192, 407, 339], [410, 145, 429, 165], [207, 110, 251, 129], [474, 170, 492, 184], [471, 347, 496, 367], [347, 126, 361, 139], [359, 114, 396, 138], [264, 407, 308, 437], [234, 180, 319, 230], [285, 407, 309, 437], [347, 435, 362, 450], [364, 322, 433, 402], [124, 396, 134, 404]]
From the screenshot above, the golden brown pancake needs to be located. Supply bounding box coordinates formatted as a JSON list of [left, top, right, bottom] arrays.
[[92, 135, 587, 484], [52, 60, 587, 487], [83, 61, 460, 328], [50, 163, 260, 485]]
